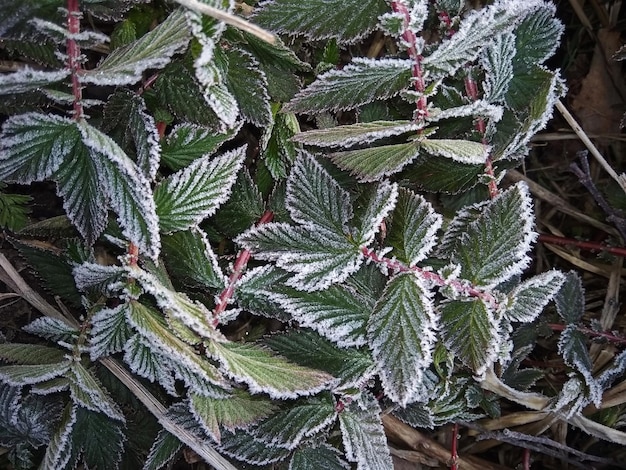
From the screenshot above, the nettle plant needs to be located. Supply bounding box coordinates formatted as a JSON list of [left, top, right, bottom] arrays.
[[1, 0, 626, 468]]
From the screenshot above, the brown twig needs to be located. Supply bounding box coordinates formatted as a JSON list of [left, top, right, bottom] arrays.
[[66, 0, 84, 120]]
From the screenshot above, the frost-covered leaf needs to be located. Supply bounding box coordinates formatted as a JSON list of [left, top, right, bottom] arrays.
[[160, 123, 239, 171], [39, 404, 76, 470], [144, 429, 183, 470], [218, 428, 291, 466], [221, 47, 272, 127], [423, 0, 546, 79], [22, 317, 78, 343], [338, 392, 392, 470], [0, 343, 67, 365], [554, 271, 585, 324], [388, 188, 441, 266], [367, 274, 437, 406], [356, 181, 398, 246], [78, 121, 161, 258], [287, 152, 352, 235], [0, 68, 69, 95], [292, 121, 418, 148], [102, 89, 160, 180], [236, 223, 362, 291], [285, 58, 412, 114], [252, 392, 336, 450], [0, 112, 79, 184], [206, 341, 331, 399], [331, 142, 420, 182], [214, 168, 265, 237], [558, 325, 602, 407], [82, 9, 190, 85], [72, 262, 126, 294], [265, 330, 376, 389], [123, 335, 174, 392], [513, 5, 563, 67], [253, 0, 388, 44], [234, 265, 291, 321], [448, 182, 536, 286], [481, 32, 516, 104], [69, 407, 125, 470], [420, 139, 487, 165], [190, 390, 276, 443], [67, 362, 124, 421], [154, 146, 245, 233], [440, 299, 499, 375], [289, 443, 350, 470], [89, 304, 133, 360], [402, 155, 484, 194], [0, 362, 71, 387], [504, 270, 565, 323], [162, 228, 226, 290]]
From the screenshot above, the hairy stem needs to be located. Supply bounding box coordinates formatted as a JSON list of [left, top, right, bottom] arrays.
[[548, 323, 626, 345], [66, 0, 84, 119]]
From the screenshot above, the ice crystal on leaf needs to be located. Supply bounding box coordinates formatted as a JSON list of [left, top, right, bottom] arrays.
[[0, 68, 69, 95], [503, 270, 565, 323]]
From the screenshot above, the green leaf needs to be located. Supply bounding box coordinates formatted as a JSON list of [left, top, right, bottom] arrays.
[[89, 304, 133, 360], [513, 5, 563, 66], [387, 188, 442, 267], [162, 228, 226, 290], [420, 138, 487, 165], [253, 0, 388, 44], [447, 182, 536, 286], [39, 404, 76, 470], [265, 330, 376, 389], [0, 362, 71, 387], [285, 58, 412, 114], [144, 429, 183, 470], [190, 390, 277, 443], [0, 112, 79, 184], [271, 284, 371, 347], [82, 9, 190, 85], [101, 89, 160, 180], [331, 142, 420, 182], [338, 392, 392, 470], [78, 121, 161, 259], [558, 326, 602, 407], [67, 362, 124, 421], [69, 407, 125, 470], [261, 105, 300, 179], [237, 223, 362, 291], [367, 274, 437, 405], [480, 32, 516, 104], [234, 266, 291, 321], [206, 341, 331, 399], [0, 343, 67, 365], [252, 392, 336, 450], [356, 181, 399, 246], [214, 168, 265, 237], [554, 271, 585, 324], [0, 68, 69, 95], [287, 152, 352, 236], [440, 299, 499, 375], [221, 47, 272, 127], [292, 120, 418, 148], [22, 317, 78, 343], [154, 147, 245, 233], [160, 123, 239, 171], [0, 187, 31, 231], [289, 443, 350, 470], [218, 428, 291, 466], [504, 270, 565, 323], [401, 155, 484, 194]]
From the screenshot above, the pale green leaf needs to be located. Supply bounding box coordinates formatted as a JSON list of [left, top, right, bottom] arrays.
[[123, 335, 176, 394], [420, 138, 487, 165], [206, 341, 332, 399], [190, 390, 276, 443], [0, 68, 69, 95], [82, 9, 190, 85], [0, 363, 71, 387], [287, 152, 352, 236], [480, 32, 516, 104], [22, 317, 78, 343], [253, 0, 388, 44], [161, 123, 239, 171], [0, 112, 78, 184], [252, 392, 336, 449], [440, 299, 499, 375], [67, 362, 124, 421], [285, 58, 412, 114], [292, 120, 417, 148], [338, 392, 392, 470], [555, 271, 585, 324], [265, 330, 376, 390], [0, 343, 67, 365], [448, 182, 536, 286], [89, 304, 133, 360], [289, 443, 350, 470], [367, 274, 437, 406], [388, 188, 442, 267], [155, 146, 245, 233], [504, 270, 565, 323], [236, 223, 362, 291], [331, 142, 420, 182]]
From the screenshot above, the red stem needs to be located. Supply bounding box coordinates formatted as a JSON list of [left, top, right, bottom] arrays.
[[213, 211, 274, 323], [548, 323, 626, 345], [522, 448, 531, 470], [66, 0, 83, 119], [450, 423, 459, 470], [538, 234, 626, 258]]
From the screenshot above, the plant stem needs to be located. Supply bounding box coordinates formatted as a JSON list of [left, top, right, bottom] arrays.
[[66, 0, 84, 120], [213, 210, 274, 322], [450, 423, 459, 470], [538, 233, 626, 258], [548, 323, 626, 345]]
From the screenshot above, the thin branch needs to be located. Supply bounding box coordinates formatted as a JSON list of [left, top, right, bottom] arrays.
[[548, 322, 626, 345], [66, 0, 84, 120], [538, 233, 626, 258], [173, 0, 276, 44]]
